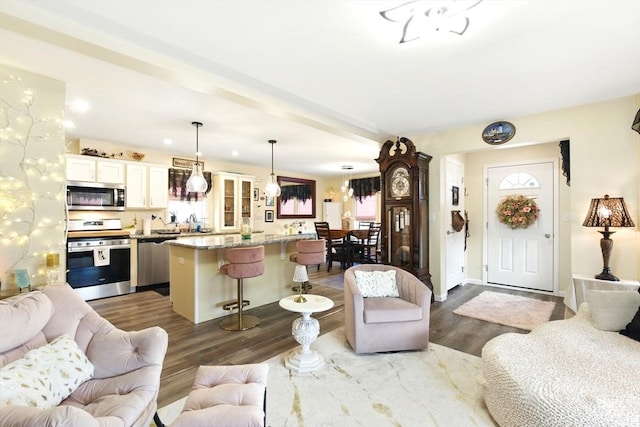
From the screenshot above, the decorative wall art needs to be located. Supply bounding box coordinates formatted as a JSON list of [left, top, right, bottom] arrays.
[[482, 121, 516, 145], [265, 196, 275, 207], [253, 187, 259, 201], [265, 210, 274, 222], [173, 157, 204, 169], [452, 186, 459, 206]]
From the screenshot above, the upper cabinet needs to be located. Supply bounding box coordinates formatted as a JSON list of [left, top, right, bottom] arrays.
[[66, 154, 125, 184], [212, 172, 254, 231], [126, 163, 168, 209]]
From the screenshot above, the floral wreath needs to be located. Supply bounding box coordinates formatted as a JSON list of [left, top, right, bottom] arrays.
[[496, 195, 540, 229]]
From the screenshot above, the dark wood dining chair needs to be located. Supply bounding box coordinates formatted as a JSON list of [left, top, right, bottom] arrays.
[[356, 222, 382, 264], [314, 221, 348, 271]]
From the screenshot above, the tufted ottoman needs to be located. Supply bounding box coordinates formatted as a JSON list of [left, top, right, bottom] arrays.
[[171, 363, 269, 427]]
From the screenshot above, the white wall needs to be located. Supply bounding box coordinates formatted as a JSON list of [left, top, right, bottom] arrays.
[[0, 65, 66, 289], [413, 94, 639, 299]]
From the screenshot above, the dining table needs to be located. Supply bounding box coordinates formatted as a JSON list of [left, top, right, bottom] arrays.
[[329, 229, 371, 268]]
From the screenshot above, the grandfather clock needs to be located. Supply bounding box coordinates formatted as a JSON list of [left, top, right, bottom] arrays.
[[376, 137, 432, 291]]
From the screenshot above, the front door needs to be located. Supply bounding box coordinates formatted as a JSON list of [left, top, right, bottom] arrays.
[[486, 161, 555, 292]]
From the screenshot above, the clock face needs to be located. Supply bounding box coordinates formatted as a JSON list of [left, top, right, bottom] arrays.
[[390, 167, 410, 197]]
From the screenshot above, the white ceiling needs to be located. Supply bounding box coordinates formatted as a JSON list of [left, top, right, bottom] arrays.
[[1, 0, 639, 177]]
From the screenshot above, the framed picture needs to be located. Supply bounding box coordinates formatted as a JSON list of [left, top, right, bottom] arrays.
[[452, 186, 459, 206], [173, 157, 204, 169], [265, 210, 274, 222], [265, 195, 275, 207], [253, 187, 259, 201], [482, 121, 516, 145]]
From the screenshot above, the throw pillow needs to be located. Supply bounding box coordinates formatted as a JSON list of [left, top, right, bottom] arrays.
[[0, 334, 94, 408], [620, 287, 640, 342], [585, 289, 640, 331], [354, 270, 399, 298]]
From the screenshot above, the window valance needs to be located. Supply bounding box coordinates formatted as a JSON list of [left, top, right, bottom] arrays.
[[351, 176, 380, 202], [168, 168, 212, 201], [280, 184, 313, 203]]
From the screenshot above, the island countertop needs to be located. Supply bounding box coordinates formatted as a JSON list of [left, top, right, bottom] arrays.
[[165, 232, 315, 250]]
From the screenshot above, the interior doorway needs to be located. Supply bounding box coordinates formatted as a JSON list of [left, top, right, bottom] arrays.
[[444, 158, 465, 291], [484, 160, 557, 292]]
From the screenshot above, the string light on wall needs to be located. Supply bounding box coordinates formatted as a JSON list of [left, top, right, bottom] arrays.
[[264, 139, 281, 198], [341, 165, 354, 202]]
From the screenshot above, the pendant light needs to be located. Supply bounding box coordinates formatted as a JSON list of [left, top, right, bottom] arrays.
[[264, 139, 281, 197], [186, 121, 208, 193]]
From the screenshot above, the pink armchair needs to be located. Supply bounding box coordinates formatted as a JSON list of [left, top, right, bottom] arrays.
[[344, 264, 431, 354], [0, 283, 168, 426]]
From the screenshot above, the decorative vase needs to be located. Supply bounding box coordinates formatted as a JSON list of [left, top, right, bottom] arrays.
[[241, 217, 252, 239]]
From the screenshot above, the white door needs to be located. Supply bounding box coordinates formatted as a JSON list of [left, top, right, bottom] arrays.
[[486, 161, 555, 292], [445, 158, 465, 291]]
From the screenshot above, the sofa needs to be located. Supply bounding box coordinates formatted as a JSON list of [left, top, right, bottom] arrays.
[[0, 283, 168, 426], [481, 289, 640, 427], [344, 264, 431, 354]]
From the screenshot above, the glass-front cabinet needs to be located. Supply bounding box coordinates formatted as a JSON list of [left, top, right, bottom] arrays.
[[212, 172, 254, 232]]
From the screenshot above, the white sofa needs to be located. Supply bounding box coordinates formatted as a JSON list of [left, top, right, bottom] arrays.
[[0, 283, 168, 426], [481, 295, 640, 427]]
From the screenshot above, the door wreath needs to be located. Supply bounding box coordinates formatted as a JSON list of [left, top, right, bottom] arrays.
[[496, 195, 540, 229]]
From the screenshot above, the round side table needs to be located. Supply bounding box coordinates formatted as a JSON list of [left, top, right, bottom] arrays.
[[279, 294, 334, 373]]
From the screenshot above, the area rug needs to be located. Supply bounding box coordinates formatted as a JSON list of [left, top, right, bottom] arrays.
[[453, 291, 555, 331], [157, 328, 497, 426]]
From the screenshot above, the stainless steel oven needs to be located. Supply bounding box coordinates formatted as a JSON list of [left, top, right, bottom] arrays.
[[66, 219, 132, 300]]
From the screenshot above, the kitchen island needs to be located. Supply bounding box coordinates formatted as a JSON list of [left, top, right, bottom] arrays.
[[166, 233, 315, 324]]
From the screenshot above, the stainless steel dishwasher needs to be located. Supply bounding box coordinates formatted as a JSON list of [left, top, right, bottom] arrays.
[[137, 236, 177, 289]]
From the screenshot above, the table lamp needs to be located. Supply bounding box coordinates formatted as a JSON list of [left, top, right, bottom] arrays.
[[292, 265, 309, 303], [582, 194, 635, 281]]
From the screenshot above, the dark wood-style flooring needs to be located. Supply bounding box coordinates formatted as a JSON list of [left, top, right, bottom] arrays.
[[88, 268, 564, 408]]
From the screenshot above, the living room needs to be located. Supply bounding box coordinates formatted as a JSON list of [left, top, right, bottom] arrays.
[[1, 1, 639, 426]]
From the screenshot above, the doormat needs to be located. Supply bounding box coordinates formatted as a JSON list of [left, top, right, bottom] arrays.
[[452, 290, 555, 331], [153, 286, 170, 297]]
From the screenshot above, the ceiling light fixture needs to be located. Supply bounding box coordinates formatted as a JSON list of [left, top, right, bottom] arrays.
[[380, 0, 483, 44], [186, 121, 208, 193], [341, 165, 354, 202], [264, 139, 281, 198]]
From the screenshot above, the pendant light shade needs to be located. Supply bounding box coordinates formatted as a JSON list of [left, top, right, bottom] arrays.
[[264, 139, 281, 198], [186, 121, 208, 193]]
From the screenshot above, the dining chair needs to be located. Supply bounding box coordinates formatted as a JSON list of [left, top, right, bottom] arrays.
[[314, 221, 348, 271], [356, 222, 382, 264]]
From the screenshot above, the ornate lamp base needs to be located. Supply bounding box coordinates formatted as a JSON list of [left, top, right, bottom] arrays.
[[283, 312, 323, 373]]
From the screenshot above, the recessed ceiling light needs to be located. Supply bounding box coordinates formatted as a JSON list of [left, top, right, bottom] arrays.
[[69, 99, 90, 113], [62, 120, 75, 130], [231, 150, 239, 157], [163, 138, 173, 145]]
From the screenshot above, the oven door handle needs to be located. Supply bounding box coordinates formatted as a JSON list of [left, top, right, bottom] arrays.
[[68, 244, 131, 253]]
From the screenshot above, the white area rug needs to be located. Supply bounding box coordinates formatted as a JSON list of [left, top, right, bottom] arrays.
[[157, 327, 497, 426], [453, 291, 555, 331]]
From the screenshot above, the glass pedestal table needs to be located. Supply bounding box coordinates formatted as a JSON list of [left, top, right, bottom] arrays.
[[279, 294, 334, 374]]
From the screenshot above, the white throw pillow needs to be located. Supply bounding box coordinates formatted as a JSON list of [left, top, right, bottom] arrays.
[[0, 334, 94, 408], [585, 290, 640, 331], [354, 270, 399, 298]]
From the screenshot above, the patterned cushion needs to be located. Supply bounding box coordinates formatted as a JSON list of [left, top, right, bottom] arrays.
[[0, 334, 94, 408], [354, 270, 399, 298]]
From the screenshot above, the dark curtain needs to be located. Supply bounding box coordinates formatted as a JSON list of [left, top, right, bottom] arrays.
[[351, 176, 380, 202], [168, 168, 212, 201], [280, 184, 312, 203], [559, 140, 570, 186]]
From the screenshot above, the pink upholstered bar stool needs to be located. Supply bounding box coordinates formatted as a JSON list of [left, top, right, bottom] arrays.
[[219, 245, 265, 331], [289, 239, 325, 293]]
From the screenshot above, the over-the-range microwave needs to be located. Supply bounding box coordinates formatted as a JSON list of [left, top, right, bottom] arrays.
[[66, 181, 126, 211]]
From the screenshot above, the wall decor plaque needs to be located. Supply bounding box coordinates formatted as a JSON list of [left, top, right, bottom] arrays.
[[173, 157, 204, 169], [482, 121, 516, 145]]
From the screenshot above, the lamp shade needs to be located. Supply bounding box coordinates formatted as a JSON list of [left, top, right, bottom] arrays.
[[293, 265, 309, 283], [582, 195, 635, 228], [633, 109, 640, 134]]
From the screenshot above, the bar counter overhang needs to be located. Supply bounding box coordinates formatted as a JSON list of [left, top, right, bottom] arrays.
[[166, 233, 315, 324]]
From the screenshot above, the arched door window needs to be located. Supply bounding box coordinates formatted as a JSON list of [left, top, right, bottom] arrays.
[[498, 172, 540, 190]]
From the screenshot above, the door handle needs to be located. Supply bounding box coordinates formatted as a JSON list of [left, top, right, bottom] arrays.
[[545, 233, 551, 238], [446, 230, 453, 235]]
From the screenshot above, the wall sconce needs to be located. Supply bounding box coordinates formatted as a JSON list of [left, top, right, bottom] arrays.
[[632, 109, 640, 134], [582, 194, 635, 281]]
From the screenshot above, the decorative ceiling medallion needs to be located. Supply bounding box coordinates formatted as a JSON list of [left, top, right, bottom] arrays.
[[482, 121, 516, 145]]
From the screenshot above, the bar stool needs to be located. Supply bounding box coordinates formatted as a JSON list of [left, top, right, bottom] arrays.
[[289, 239, 325, 294], [219, 245, 265, 331]]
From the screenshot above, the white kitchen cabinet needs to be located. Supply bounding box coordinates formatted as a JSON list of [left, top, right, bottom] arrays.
[[212, 172, 254, 231], [125, 163, 168, 209], [66, 154, 125, 184]]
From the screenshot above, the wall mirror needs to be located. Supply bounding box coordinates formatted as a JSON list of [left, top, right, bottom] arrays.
[[276, 176, 316, 219]]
